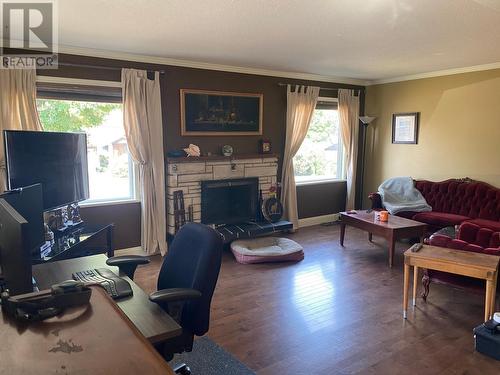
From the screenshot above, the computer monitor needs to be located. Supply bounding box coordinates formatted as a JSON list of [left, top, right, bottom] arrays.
[[0, 198, 33, 295]]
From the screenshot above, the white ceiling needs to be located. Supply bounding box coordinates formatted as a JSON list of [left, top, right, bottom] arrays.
[[58, 0, 500, 82]]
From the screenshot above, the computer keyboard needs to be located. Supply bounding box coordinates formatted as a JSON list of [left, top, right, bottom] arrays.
[[72, 268, 133, 299]]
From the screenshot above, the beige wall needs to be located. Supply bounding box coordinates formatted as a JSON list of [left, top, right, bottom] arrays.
[[363, 68, 500, 207]]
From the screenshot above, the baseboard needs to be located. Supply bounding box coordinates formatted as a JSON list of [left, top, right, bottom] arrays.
[[298, 213, 340, 228]]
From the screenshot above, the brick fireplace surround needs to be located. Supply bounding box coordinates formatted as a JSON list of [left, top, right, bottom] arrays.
[[166, 154, 278, 237]]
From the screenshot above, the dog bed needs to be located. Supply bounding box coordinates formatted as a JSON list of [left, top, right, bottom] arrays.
[[230, 237, 304, 264]]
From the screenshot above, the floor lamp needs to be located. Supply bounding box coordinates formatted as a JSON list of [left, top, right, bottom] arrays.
[[359, 116, 376, 208]]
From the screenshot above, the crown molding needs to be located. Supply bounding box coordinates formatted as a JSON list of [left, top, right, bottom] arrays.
[[11, 43, 500, 87], [56, 45, 370, 86], [369, 61, 500, 85]]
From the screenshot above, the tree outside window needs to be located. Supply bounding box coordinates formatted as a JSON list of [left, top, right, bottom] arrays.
[[36, 99, 134, 202], [294, 107, 343, 183]]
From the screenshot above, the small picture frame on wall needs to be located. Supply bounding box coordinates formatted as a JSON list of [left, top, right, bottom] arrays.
[[392, 112, 419, 144]]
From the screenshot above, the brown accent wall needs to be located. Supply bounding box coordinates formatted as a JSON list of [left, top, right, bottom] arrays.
[[79, 202, 141, 250], [37, 53, 364, 248]]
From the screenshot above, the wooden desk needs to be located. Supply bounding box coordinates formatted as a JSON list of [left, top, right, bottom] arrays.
[[340, 211, 427, 267], [403, 245, 500, 321], [0, 286, 174, 374], [33, 254, 182, 344]]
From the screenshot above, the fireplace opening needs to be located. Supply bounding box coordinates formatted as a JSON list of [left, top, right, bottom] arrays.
[[201, 178, 258, 225]]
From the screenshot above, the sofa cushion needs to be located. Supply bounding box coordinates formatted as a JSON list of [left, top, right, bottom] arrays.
[[457, 221, 500, 248], [412, 212, 470, 227], [458, 222, 483, 244], [466, 218, 500, 232], [477, 185, 500, 221], [395, 211, 418, 220]]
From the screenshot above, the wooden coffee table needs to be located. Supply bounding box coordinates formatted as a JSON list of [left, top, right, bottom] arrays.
[[340, 211, 427, 267], [403, 245, 500, 321]]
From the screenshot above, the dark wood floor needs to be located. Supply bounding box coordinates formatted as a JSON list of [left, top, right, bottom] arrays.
[[134, 225, 500, 374]]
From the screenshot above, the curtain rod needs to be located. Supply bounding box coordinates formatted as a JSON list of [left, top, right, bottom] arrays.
[[277, 82, 362, 94], [57, 62, 165, 74]]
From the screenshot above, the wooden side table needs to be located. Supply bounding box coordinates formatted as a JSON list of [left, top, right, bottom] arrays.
[[403, 245, 500, 321]]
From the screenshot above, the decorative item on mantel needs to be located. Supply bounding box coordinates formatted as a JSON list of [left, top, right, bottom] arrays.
[[259, 139, 272, 154], [183, 144, 201, 157], [222, 145, 233, 156], [167, 150, 185, 158]]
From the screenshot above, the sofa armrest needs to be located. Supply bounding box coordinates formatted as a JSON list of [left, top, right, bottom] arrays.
[[428, 234, 453, 248], [368, 192, 383, 210]]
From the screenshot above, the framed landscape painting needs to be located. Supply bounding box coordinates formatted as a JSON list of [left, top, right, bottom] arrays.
[[180, 89, 263, 136]]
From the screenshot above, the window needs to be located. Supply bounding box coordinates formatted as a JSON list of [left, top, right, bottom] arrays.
[[36, 98, 136, 204], [294, 99, 343, 183]]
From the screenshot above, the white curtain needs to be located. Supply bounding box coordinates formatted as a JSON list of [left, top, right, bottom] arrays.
[[281, 85, 320, 229], [338, 89, 360, 210], [0, 68, 43, 192], [122, 69, 167, 255]]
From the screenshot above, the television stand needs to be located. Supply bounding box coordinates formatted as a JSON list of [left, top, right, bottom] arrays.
[[32, 223, 114, 265]]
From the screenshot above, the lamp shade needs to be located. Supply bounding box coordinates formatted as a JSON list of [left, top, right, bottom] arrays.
[[359, 116, 376, 125]]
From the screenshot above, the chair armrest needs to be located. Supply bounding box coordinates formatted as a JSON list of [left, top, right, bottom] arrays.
[[428, 234, 453, 248], [368, 192, 384, 210], [106, 255, 150, 280], [149, 288, 201, 304]]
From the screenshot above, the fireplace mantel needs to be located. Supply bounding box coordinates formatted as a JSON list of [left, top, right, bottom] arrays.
[[166, 154, 278, 237], [167, 153, 278, 164]]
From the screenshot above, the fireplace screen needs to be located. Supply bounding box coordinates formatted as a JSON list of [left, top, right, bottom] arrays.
[[201, 178, 258, 225]]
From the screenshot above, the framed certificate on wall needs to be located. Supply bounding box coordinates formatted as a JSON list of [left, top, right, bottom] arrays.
[[392, 112, 419, 144]]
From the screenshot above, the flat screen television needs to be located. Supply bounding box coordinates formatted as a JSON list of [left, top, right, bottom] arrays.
[[4, 130, 89, 211]]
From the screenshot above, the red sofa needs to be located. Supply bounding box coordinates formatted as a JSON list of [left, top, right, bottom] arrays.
[[369, 178, 500, 233], [423, 222, 500, 299]]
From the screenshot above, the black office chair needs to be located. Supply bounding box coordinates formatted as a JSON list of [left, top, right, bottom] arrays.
[[106, 222, 223, 375]]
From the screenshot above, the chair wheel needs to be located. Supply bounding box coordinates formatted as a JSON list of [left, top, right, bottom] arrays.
[[174, 364, 191, 375]]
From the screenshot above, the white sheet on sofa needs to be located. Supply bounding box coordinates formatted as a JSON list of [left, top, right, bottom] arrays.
[[378, 176, 432, 215]]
